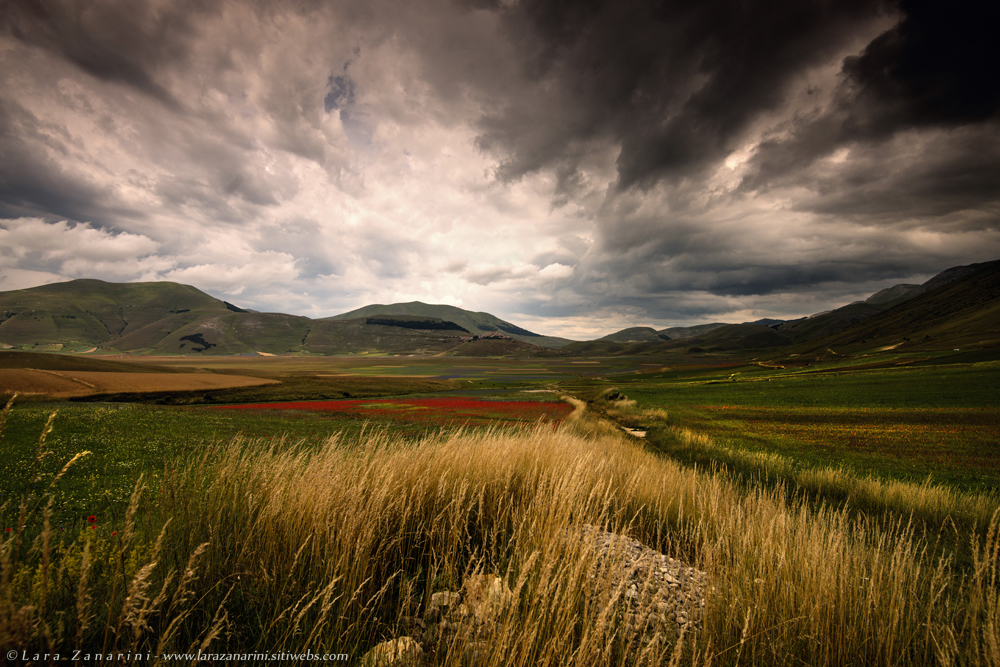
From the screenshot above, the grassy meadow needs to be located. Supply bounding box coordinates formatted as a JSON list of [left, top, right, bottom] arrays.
[[1, 350, 999, 665], [575, 355, 1000, 490]]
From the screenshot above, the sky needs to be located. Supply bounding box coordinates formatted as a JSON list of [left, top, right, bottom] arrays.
[[1, 0, 998, 340]]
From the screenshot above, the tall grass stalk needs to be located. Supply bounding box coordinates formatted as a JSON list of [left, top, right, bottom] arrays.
[[1, 417, 999, 665]]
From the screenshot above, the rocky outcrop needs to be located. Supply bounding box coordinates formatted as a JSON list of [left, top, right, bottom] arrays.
[[372, 526, 707, 663], [578, 524, 707, 637]]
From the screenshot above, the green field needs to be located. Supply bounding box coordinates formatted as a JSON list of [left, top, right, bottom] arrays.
[[628, 361, 998, 484], [1, 388, 573, 530], [0, 402, 376, 529]]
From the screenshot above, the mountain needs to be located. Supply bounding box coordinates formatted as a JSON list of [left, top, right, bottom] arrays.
[[773, 260, 1000, 345], [0, 280, 571, 355], [574, 260, 1000, 355], [658, 323, 729, 339], [772, 302, 885, 342], [328, 301, 572, 349], [597, 327, 666, 343], [681, 323, 793, 351], [584, 320, 728, 355], [3, 259, 996, 358], [864, 284, 923, 307], [792, 260, 1000, 354]]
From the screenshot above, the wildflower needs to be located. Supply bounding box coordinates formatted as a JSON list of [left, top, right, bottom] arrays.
[[111, 530, 117, 537], [87, 515, 97, 524], [4, 527, 10, 532]]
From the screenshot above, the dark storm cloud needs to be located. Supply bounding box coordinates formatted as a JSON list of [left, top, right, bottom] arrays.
[[797, 128, 1000, 225], [0, 0, 217, 111], [475, 0, 890, 191], [742, 0, 1000, 224], [457, 0, 1000, 321], [0, 97, 128, 224], [841, 0, 1000, 134]]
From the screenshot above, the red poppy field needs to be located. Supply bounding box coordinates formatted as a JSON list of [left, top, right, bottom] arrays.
[[216, 396, 574, 428]]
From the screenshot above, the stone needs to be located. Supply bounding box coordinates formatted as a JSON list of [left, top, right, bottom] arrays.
[[462, 574, 514, 623], [359, 637, 423, 667], [431, 590, 462, 610]]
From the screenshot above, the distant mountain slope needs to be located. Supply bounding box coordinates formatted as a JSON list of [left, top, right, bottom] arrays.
[[571, 261, 1000, 354], [773, 260, 1000, 345], [794, 260, 1000, 353], [597, 327, 665, 343], [658, 323, 728, 339], [0, 279, 244, 351], [328, 301, 573, 349], [864, 284, 923, 307], [684, 323, 793, 351], [0, 280, 565, 356], [774, 302, 885, 342]]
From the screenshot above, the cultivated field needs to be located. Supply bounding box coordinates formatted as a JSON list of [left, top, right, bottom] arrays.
[[671, 404, 1000, 491], [0, 368, 277, 399]]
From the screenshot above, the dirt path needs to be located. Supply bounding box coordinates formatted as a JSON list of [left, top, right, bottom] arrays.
[[560, 395, 587, 423]]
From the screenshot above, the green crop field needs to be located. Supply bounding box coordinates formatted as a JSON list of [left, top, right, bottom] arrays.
[[567, 357, 1000, 493], [0, 390, 574, 530], [0, 402, 373, 530]]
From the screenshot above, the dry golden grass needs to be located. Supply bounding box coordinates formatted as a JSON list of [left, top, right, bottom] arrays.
[[0, 369, 277, 399], [2, 411, 999, 665]]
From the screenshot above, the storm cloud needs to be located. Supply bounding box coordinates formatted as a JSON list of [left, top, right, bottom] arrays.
[[0, 0, 997, 338]]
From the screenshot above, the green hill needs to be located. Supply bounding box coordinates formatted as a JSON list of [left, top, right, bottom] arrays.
[[328, 301, 573, 349], [773, 260, 1000, 346], [773, 303, 885, 343], [0, 280, 563, 356], [657, 323, 729, 339], [566, 261, 999, 356], [597, 327, 665, 343], [681, 323, 793, 351], [3, 260, 996, 359]]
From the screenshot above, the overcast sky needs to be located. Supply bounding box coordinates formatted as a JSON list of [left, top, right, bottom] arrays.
[[1, 0, 997, 339]]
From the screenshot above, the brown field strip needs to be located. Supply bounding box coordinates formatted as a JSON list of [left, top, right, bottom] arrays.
[[0, 369, 277, 398]]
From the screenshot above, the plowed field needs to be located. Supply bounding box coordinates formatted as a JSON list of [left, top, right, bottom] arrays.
[[0, 369, 277, 399]]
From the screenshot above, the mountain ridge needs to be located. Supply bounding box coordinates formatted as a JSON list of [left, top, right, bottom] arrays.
[[2, 258, 998, 357], [567, 259, 1000, 355], [0, 279, 571, 356]]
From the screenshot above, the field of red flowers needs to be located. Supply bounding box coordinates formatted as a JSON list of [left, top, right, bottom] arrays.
[[217, 396, 573, 428], [684, 405, 1000, 490]]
